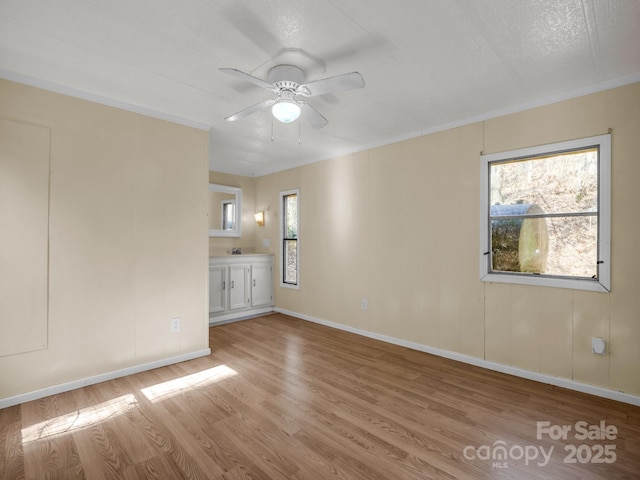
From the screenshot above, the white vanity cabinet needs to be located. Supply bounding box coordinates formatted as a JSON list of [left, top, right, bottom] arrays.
[[228, 264, 250, 310], [251, 262, 272, 307], [209, 255, 274, 323], [208, 265, 227, 314]]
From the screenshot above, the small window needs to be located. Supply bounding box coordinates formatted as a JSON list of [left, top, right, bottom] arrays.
[[480, 134, 610, 292], [280, 189, 299, 288], [221, 199, 235, 231]]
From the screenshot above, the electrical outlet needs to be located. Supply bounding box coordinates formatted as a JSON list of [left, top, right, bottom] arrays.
[[592, 337, 605, 355], [171, 317, 181, 333], [361, 298, 368, 311]]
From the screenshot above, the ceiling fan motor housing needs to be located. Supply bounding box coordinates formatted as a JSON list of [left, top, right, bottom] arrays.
[[268, 65, 305, 90]]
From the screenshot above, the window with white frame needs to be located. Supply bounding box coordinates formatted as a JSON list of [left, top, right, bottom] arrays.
[[280, 189, 299, 288], [480, 134, 611, 292]]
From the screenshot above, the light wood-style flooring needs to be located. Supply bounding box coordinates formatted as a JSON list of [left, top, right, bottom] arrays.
[[2, 313, 640, 479]]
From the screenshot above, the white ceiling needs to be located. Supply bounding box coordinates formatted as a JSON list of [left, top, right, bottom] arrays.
[[1, 0, 639, 176]]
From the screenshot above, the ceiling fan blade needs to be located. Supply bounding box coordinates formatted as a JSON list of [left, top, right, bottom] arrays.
[[224, 99, 275, 122], [300, 102, 328, 129], [297, 72, 365, 97], [220, 68, 276, 91]]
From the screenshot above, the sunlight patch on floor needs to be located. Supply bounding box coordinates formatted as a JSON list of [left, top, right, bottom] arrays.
[[140, 364, 238, 402], [22, 394, 137, 443]]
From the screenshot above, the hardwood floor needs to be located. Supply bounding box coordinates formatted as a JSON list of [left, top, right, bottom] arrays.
[[2, 313, 640, 479]]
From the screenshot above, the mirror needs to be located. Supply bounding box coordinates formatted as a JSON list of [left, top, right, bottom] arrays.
[[208, 184, 242, 237]]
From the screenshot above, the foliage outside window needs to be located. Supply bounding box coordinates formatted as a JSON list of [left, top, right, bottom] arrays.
[[281, 189, 299, 288], [480, 134, 610, 292]]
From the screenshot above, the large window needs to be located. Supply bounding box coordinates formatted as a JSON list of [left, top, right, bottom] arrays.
[[480, 134, 610, 292], [280, 189, 299, 288]]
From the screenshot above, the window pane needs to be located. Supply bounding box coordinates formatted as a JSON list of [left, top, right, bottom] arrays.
[[492, 215, 597, 278], [490, 148, 598, 215], [284, 194, 298, 238], [284, 240, 297, 284], [545, 216, 598, 277], [222, 202, 234, 230]]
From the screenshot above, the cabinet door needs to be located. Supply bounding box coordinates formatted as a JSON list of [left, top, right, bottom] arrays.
[[209, 266, 226, 314], [251, 263, 272, 307], [229, 265, 250, 310]]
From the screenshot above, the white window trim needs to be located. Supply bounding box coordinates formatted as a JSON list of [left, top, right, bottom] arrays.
[[479, 134, 611, 293], [280, 188, 300, 290]]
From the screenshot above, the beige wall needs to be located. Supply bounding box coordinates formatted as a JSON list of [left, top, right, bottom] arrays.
[[0, 119, 50, 357], [254, 82, 640, 396], [0, 79, 209, 400]]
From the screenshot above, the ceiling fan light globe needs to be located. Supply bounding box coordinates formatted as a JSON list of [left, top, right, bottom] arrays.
[[272, 100, 301, 123]]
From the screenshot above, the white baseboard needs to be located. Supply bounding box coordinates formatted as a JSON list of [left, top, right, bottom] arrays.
[[0, 348, 211, 409], [275, 308, 640, 407], [209, 307, 275, 325]]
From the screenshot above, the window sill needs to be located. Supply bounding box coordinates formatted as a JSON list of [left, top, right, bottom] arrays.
[[480, 272, 610, 293]]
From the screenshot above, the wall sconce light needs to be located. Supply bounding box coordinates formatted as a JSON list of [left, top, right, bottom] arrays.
[[254, 211, 265, 226]]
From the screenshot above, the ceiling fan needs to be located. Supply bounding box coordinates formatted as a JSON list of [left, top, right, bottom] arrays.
[[220, 65, 365, 129]]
